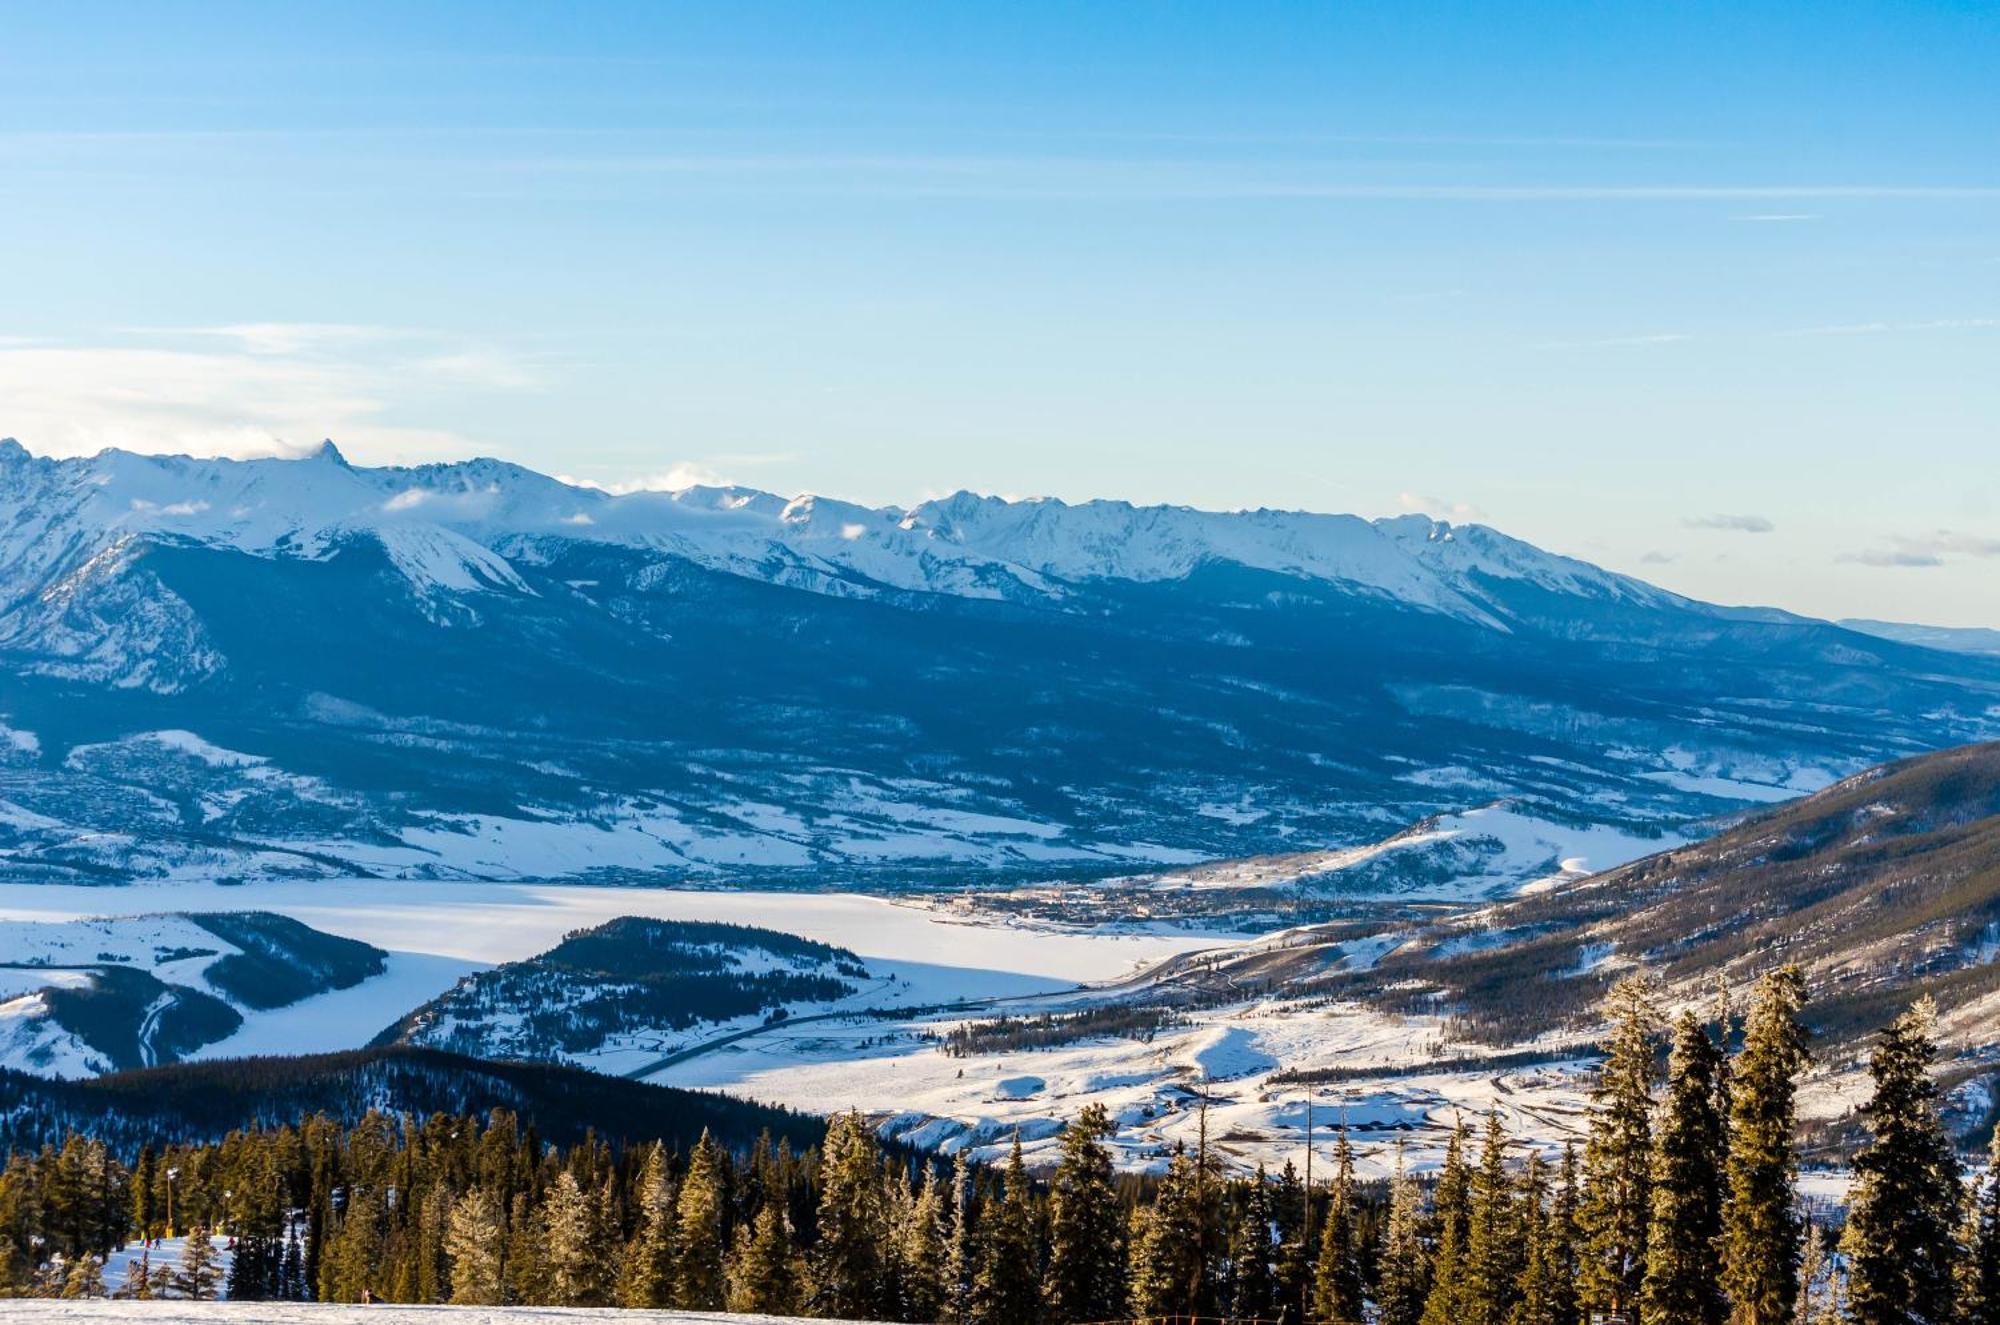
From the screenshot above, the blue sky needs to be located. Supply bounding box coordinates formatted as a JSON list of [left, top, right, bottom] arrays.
[[2, 2, 1996, 624]]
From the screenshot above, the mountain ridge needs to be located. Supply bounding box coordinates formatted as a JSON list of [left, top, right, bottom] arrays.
[[0, 437, 1693, 642], [3, 438, 1997, 883]]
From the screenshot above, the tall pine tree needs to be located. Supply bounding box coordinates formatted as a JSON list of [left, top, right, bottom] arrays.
[[726, 1202, 801, 1316], [970, 1137, 1043, 1325], [444, 1188, 502, 1306], [673, 1130, 729, 1310], [1421, 1116, 1474, 1325], [617, 1144, 674, 1309], [1465, 1109, 1524, 1325], [1580, 974, 1660, 1320], [1378, 1142, 1432, 1325], [1130, 1143, 1208, 1320], [1842, 998, 1962, 1325], [807, 1111, 888, 1321], [1046, 1104, 1125, 1324], [1959, 1126, 2000, 1324], [1723, 966, 1810, 1325], [1313, 1130, 1365, 1325], [1641, 1010, 1728, 1325]]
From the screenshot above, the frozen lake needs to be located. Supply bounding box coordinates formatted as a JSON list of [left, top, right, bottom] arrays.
[[0, 879, 1232, 1061]]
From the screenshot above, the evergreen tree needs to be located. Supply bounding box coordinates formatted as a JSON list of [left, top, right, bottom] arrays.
[[1227, 1166, 1281, 1325], [1723, 966, 1811, 1325], [1642, 1010, 1729, 1325], [674, 1130, 729, 1310], [726, 1202, 801, 1316], [895, 1168, 951, 1323], [280, 1224, 307, 1301], [619, 1144, 675, 1308], [1421, 1117, 1474, 1325], [1273, 1158, 1311, 1325], [1511, 1152, 1561, 1325], [970, 1137, 1043, 1325], [59, 1253, 104, 1299], [1546, 1145, 1584, 1325], [175, 1225, 220, 1301], [1378, 1143, 1432, 1325], [1960, 1126, 2000, 1324], [541, 1170, 612, 1307], [945, 1150, 977, 1325], [1842, 998, 1962, 1325], [1314, 1130, 1365, 1325], [1465, 1109, 1524, 1325], [128, 1148, 154, 1243], [1579, 974, 1660, 1319], [1047, 1104, 1125, 1324], [807, 1111, 888, 1320], [1131, 1143, 1207, 1320], [445, 1188, 503, 1305], [328, 1189, 384, 1303], [1796, 1220, 1833, 1325], [414, 1188, 450, 1304], [505, 1190, 544, 1305]]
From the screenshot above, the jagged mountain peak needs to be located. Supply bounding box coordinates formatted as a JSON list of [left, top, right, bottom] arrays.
[[0, 439, 1686, 627]]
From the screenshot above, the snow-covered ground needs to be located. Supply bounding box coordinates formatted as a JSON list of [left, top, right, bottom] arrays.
[[651, 983, 1594, 1178], [0, 913, 392, 1075], [1134, 803, 1683, 902], [99, 1234, 233, 1300], [0, 880, 1228, 1072]]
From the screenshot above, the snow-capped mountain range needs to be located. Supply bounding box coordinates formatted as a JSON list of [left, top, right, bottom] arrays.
[[2, 438, 1997, 883], [0, 437, 1681, 656]]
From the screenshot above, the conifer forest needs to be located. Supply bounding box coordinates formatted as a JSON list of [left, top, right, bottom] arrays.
[[2, 970, 1993, 1325]]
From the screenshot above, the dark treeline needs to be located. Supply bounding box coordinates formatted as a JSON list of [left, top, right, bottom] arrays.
[[4, 969, 1998, 1324], [934, 1006, 1185, 1057]]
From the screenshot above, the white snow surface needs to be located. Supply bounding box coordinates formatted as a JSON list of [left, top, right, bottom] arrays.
[[0, 879, 1223, 1078], [1139, 802, 1678, 901], [0, 911, 409, 1076]]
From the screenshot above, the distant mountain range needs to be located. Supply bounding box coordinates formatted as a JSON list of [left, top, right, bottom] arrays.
[[3, 438, 1998, 883], [1841, 618, 2000, 657]]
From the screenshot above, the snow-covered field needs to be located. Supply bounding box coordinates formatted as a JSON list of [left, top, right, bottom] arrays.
[[652, 985, 1593, 1178], [0, 879, 1228, 1068]]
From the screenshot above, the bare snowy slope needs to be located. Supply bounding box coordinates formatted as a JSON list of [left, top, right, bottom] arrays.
[[0, 911, 384, 1075], [3, 439, 1997, 882]]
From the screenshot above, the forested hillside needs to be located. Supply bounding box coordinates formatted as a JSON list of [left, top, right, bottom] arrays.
[[377, 918, 872, 1066], [1307, 741, 2000, 1058], [3, 977, 1992, 1324]]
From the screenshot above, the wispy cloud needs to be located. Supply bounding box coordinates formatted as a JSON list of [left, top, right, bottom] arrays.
[[1684, 514, 1776, 534], [1839, 548, 1944, 568], [564, 463, 733, 494], [0, 325, 542, 463], [1638, 550, 1678, 565], [1399, 491, 1487, 521], [1783, 317, 1999, 337], [1839, 530, 2000, 569]]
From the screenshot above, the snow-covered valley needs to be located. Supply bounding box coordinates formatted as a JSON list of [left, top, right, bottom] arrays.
[[6, 442, 1991, 889]]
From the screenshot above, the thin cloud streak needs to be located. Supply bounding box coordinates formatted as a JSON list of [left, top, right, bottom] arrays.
[[1840, 531, 2000, 568], [1686, 514, 1776, 533]]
